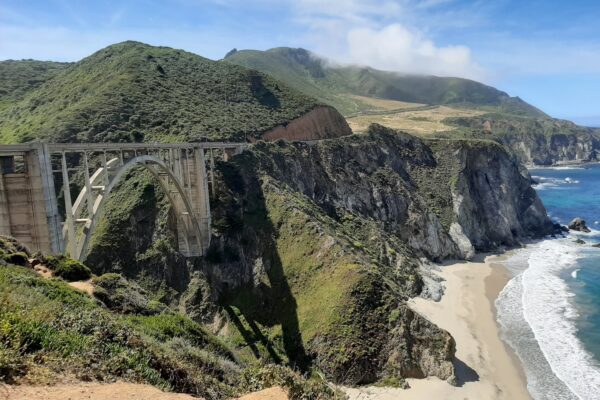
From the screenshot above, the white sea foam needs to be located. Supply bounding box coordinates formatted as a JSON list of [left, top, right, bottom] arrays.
[[521, 240, 600, 399], [497, 273, 577, 400], [571, 269, 580, 279], [533, 176, 580, 190]]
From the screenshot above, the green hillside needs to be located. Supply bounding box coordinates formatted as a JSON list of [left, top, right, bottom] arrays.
[[0, 60, 69, 110], [224, 47, 546, 117], [0, 42, 322, 144]]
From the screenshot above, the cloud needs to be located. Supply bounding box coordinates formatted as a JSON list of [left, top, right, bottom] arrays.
[[345, 24, 484, 79], [288, 0, 485, 79]]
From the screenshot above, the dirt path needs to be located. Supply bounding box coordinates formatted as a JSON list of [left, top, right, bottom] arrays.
[[237, 387, 288, 400], [1, 383, 288, 400], [1, 382, 199, 400]]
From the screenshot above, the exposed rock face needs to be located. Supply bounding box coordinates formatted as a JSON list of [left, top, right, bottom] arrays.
[[261, 106, 352, 141], [446, 116, 600, 165], [498, 131, 600, 166], [247, 125, 553, 260], [204, 124, 552, 386], [569, 217, 591, 233], [447, 139, 555, 250]]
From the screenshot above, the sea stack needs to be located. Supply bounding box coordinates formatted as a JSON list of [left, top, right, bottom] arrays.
[[569, 218, 591, 233]]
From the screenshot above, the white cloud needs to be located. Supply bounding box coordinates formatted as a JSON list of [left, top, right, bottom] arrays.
[[288, 0, 485, 79], [345, 24, 485, 79]]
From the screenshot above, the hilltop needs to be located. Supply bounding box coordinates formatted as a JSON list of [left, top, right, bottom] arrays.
[[0, 42, 350, 144], [224, 47, 545, 117]]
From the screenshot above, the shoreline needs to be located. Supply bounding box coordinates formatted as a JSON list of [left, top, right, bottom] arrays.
[[344, 254, 531, 400]]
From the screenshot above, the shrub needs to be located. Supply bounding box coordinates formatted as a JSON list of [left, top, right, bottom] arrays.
[[2, 252, 28, 266], [240, 364, 343, 400], [0, 347, 27, 383], [44, 255, 92, 282]]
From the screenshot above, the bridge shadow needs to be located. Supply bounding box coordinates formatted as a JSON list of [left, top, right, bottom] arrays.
[[214, 158, 309, 371]]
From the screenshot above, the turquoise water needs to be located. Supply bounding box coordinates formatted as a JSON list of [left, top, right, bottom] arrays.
[[531, 164, 600, 365]]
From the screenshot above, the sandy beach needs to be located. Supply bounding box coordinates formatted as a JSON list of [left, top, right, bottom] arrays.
[[345, 254, 531, 400]]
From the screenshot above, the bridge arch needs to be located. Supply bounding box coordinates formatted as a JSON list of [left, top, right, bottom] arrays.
[[66, 154, 206, 261]]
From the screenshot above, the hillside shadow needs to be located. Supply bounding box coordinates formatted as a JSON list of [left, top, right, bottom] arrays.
[[217, 159, 309, 370]]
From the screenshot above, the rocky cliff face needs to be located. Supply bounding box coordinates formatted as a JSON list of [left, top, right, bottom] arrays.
[[498, 131, 600, 165], [446, 115, 600, 165], [201, 124, 552, 385], [261, 106, 352, 141], [242, 125, 553, 260], [84, 124, 553, 388]]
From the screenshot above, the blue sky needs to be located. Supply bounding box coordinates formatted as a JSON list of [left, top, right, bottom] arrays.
[[2, 0, 600, 125]]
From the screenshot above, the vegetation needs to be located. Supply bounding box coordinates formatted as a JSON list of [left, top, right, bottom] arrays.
[[225, 47, 546, 117], [42, 255, 92, 281], [0, 41, 322, 144], [0, 236, 339, 399], [0, 60, 69, 107]]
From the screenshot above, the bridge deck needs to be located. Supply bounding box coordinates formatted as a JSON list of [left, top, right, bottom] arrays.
[[0, 142, 247, 154]]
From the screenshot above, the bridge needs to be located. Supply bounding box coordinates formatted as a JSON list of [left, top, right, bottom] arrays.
[[0, 142, 246, 261]]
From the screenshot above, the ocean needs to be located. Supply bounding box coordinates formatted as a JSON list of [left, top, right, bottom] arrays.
[[496, 163, 600, 400]]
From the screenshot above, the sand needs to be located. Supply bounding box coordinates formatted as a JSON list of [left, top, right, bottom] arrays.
[[344, 254, 531, 400]]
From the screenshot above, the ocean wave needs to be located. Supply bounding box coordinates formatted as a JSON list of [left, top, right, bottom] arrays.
[[497, 273, 577, 400], [521, 240, 600, 399], [532, 176, 580, 190], [530, 166, 587, 171]]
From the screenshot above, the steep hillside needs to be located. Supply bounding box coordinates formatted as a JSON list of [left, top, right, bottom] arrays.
[[0, 60, 69, 104], [224, 47, 545, 118], [0, 236, 337, 399], [0, 42, 350, 144]]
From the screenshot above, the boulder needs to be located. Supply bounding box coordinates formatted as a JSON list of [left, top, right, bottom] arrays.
[[568, 218, 591, 233], [574, 238, 586, 245], [592, 243, 600, 248]]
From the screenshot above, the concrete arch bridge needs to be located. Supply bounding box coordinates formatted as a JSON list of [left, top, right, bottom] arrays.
[[0, 142, 246, 261]]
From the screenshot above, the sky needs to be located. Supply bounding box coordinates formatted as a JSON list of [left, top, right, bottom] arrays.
[[2, 0, 600, 125]]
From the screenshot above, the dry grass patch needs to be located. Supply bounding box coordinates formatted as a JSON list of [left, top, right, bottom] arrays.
[[347, 105, 485, 135]]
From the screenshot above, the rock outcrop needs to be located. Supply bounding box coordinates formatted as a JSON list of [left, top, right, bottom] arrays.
[[569, 217, 591, 233], [261, 106, 352, 141]]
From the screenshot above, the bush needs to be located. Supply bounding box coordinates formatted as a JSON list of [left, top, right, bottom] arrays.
[[44, 255, 92, 282], [240, 364, 343, 400], [0, 347, 27, 383], [2, 252, 28, 266]]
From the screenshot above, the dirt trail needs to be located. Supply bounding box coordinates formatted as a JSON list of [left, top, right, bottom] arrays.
[[1, 383, 288, 400], [237, 387, 288, 400], [1, 382, 198, 400]]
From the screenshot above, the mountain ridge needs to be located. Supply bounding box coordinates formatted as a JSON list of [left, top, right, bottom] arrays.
[[224, 47, 546, 118]]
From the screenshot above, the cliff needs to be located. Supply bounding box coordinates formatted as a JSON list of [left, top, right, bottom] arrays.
[[261, 106, 352, 141], [446, 115, 600, 165], [79, 125, 553, 389], [199, 124, 553, 385]]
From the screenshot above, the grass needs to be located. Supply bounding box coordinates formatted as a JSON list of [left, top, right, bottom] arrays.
[[346, 105, 485, 134]]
